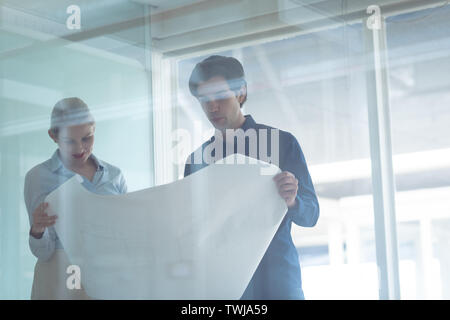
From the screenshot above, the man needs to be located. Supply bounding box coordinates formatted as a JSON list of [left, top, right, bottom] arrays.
[[184, 55, 319, 299]]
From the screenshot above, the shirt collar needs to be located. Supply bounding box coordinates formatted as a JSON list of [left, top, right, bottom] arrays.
[[209, 114, 257, 144], [90, 153, 105, 172], [49, 150, 63, 172], [241, 114, 257, 131], [49, 150, 104, 173]]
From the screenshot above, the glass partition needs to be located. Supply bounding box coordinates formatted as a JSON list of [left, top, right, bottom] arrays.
[[0, 1, 154, 299], [386, 4, 450, 299], [1, 0, 449, 300]]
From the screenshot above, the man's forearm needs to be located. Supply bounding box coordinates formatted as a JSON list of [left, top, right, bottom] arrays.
[[287, 193, 319, 227]]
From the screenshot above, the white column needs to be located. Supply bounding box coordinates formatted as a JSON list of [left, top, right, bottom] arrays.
[[345, 221, 361, 265], [435, 222, 450, 299], [151, 51, 177, 185], [328, 220, 345, 265], [418, 218, 434, 299], [363, 11, 401, 300]]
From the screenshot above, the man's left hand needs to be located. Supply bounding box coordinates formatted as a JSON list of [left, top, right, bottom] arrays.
[[273, 171, 298, 208]]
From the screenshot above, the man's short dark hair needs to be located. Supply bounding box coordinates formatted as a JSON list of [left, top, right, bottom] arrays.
[[189, 55, 247, 107]]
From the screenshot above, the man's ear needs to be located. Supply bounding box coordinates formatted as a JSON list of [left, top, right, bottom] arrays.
[[48, 129, 58, 143], [237, 86, 247, 104]]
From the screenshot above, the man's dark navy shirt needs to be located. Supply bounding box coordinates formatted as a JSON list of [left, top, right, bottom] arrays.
[[184, 115, 320, 299]]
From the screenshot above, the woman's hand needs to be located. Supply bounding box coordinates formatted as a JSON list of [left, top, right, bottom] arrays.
[[273, 171, 299, 208], [31, 202, 58, 237]]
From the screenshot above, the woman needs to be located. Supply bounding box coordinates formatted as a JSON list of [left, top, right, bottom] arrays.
[[24, 97, 127, 299]]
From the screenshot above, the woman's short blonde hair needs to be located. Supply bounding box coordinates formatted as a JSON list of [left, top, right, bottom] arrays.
[[50, 97, 95, 136]]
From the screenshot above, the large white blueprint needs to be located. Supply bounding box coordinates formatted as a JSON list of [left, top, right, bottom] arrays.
[[46, 154, 287, 299]]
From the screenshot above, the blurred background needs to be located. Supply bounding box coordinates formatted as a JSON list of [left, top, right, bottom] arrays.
[[1, 0, 449, 299]]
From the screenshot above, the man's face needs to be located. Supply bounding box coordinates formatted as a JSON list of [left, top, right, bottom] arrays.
[[196, 76, 245, 130]]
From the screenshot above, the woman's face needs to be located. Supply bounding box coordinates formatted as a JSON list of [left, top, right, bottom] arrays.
[[50, 123, 95, 168]]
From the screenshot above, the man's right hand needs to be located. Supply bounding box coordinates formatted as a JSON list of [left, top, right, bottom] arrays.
[[31, 202, 58, 237]]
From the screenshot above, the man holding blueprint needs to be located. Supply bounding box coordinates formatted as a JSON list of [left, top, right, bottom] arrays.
[[185, 55, 320, 300]]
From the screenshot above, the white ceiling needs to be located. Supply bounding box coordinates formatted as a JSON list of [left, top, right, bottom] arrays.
[[130, 0, 207, 12], [1, 0, 446, 60]]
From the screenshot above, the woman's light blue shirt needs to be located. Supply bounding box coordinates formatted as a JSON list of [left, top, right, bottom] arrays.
[[24, 150, 127, 261]]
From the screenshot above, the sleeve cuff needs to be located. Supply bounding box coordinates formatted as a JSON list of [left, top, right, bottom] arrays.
[[29, 228, 50, 248], [286, 195, 302, 219]]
